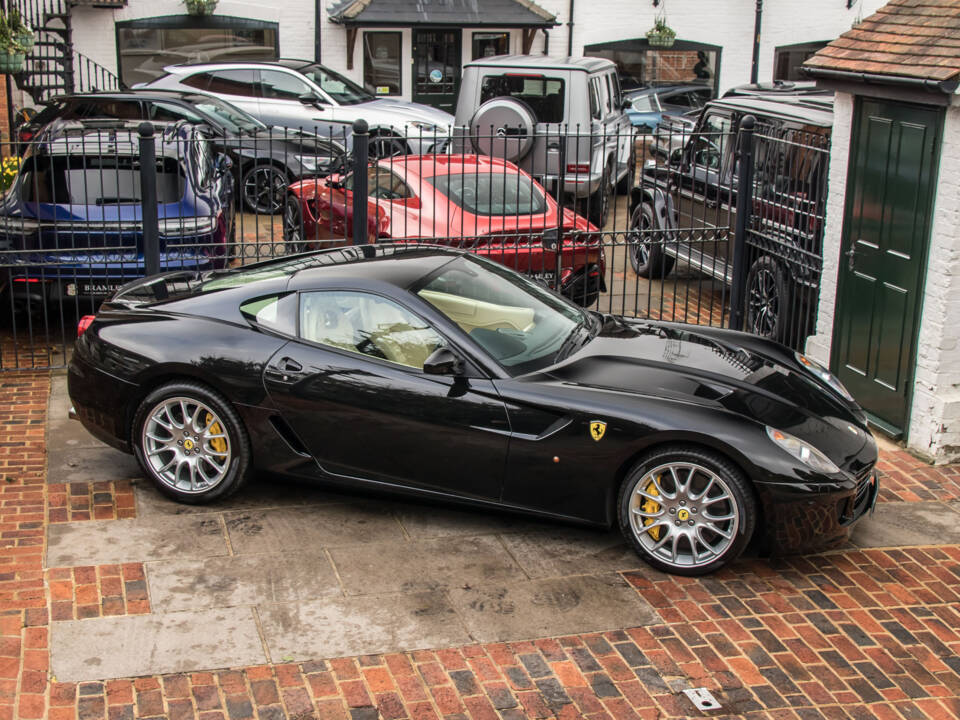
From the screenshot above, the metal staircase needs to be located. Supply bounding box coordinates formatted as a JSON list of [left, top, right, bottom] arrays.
[[8, 0, 122, 105]]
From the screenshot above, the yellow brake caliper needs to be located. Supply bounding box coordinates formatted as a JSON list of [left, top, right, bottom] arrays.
[[641, 480, 662, 540], [206, 413, 227, 454]]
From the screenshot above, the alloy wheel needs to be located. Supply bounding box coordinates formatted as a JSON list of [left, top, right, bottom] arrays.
[[141, 397, 232, 494], [243, 166, 287, 214], [747, 267, 779, 336], [628, 461, 740, 570]]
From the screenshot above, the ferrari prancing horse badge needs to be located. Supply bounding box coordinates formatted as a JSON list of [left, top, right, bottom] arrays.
[[589, 421, 607, 441]]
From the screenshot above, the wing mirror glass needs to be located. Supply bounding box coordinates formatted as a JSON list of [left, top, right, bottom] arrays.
[[423, 346, 464, 376]]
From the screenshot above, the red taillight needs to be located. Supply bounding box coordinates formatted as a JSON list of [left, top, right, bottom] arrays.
[[77, 315, 95, 338], [566, 163, 590, 174], [19, 130, 33, 142]]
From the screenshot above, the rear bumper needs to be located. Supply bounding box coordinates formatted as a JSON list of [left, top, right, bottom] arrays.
[[67, 353, 136, 453]]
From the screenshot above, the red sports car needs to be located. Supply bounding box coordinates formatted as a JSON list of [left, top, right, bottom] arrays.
[[282, 154, 606, 306]]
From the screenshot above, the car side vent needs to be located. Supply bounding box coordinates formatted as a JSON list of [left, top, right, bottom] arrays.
[[268, 415, 311, 457]]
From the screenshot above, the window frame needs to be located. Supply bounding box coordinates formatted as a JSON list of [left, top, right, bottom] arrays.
[[362, 30, 403, 97]]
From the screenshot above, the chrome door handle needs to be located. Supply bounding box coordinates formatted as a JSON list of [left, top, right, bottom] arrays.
[[845, 245, 856, 270]]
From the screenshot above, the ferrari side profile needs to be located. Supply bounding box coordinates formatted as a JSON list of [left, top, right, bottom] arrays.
[[68, 245, 878, 575]]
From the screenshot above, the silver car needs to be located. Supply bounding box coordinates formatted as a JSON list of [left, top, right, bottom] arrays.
[[139, 59, 453, 158], [452, 55, 635, 226]]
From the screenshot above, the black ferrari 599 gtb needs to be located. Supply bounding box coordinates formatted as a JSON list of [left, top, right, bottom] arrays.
[[68, 245, 878, 575]]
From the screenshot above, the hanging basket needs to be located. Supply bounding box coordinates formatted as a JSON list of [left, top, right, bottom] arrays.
[[16, 30, 34, 54], [184, 0, 218, 16], [646, 29, 676, 49], [0, 53, 24, 74]]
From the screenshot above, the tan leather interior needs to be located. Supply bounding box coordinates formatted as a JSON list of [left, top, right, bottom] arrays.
[[419, 290, 535, 334]]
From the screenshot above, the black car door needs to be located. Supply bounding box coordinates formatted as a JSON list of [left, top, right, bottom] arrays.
[[262, 288, 510, 500]]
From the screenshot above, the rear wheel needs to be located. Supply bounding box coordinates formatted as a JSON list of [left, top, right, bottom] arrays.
[[132, 381, 251, 504], [616, 144, 636, 195], [588, 163, 614, 227], [283, 194, 310, 254], [745, 255, 790, 341], [628, 202, 674, 278], [618, 446, 755, 575], [242, 164, 288, 214]]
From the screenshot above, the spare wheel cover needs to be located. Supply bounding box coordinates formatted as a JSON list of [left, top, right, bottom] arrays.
[[470, 97, 536, 162]]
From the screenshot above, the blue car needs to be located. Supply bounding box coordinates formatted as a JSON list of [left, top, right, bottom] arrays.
[[625, 85, 713, 131], [1, 119, 235, 313]]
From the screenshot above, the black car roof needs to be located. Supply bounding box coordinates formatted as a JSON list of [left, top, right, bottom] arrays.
[[705, 95, 833, 126]]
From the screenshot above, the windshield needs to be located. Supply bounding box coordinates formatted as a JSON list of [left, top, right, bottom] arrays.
[[426, 172, 548, 216], [297, 63, 373, 105], [185, 94, 264, 134], [415, 256, 587, 375]]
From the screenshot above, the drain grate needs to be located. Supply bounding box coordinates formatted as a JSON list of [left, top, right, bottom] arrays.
[[682, 687, 723, 712]]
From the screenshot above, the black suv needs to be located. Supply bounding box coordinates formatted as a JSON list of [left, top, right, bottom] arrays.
[[627, 94, 832, 343]]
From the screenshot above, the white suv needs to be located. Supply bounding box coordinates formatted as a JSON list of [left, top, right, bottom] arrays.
[[141, 59, 454, 158]]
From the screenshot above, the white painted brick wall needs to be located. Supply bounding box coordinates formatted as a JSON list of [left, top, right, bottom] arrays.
[[808, 94, 960, 464], [65, 0, 885, 101]]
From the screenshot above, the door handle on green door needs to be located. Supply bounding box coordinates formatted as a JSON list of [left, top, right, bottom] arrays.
[[845, 244, 856, 271]]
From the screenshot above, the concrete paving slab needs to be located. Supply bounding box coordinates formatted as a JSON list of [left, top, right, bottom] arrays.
[[851, 501, 960, 548], [47, 515, 229, 567], [134, 476, 352, 517], [448, 573, 659, 643], [147, 552, 343, 611], [47, 445, 142, 485], [498, 527, 644, 578], [258, 592, 471, 661], [224, 504, 405, 554], [391, 501, 548, 539], [329, 536, 526, 596], [51, 607, 267, 682]]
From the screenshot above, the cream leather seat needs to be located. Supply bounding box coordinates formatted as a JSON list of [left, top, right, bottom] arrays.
[[357, 296, 438, 369]]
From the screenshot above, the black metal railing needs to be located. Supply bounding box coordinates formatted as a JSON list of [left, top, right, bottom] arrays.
[[0, 116, 828, 370]]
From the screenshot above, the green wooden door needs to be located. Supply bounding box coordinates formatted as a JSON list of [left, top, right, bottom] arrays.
[[412, 29, 461, 113], [831, 98, 942, 434]]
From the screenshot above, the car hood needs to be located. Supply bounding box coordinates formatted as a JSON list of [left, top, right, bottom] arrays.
[[357, 99, 454, 130], [546, 317, 871, 465]]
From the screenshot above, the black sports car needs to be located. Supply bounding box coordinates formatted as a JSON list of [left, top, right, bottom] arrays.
[[67, 246, 879, 575]]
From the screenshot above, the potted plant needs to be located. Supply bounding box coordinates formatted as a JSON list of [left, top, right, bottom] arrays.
[[9, 9, 33, 54], [184, 0, 218, 16], [0, 9, 31, 75], [646, 17, 677, 48]]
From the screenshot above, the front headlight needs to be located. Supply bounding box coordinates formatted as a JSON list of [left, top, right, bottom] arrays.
[[297, 155, 319, 171], [766, 426, 841, 475], [794, 352, 854, 401], [158, 216, 217, 237], [408, 121, 444, 133]]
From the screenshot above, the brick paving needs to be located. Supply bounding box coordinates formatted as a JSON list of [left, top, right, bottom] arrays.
[[1, 372, 960, 719]]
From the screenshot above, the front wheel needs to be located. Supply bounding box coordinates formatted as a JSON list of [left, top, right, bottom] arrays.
[[132, 381, 251, 505], [242, 164, 288, 214], [618, 446, 755, 575], [368, 132, 408, 160], [283, 194, 311, 254], [588, 163, 614, 227], [745, 255, 790, 341]]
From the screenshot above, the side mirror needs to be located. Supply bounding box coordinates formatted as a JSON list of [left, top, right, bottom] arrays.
[[214, 154, 233, 177], [621, 99, 633, 111], [423, 346, 464, 376], [298, 92, 324, 106]]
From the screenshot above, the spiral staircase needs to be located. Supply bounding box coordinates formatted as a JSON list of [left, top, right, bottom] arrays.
[[8, 0, 121, 106]]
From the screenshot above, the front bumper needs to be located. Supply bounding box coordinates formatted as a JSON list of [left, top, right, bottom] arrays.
[[759, 467, 879, 555]]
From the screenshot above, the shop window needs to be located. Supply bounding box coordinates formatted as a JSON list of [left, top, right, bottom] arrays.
[[774, 42, 828, 81], [472, 32, 509, 60], [363, 32, 402, 96], [584, 39, 720, 96], [117, 16, 277, 88]]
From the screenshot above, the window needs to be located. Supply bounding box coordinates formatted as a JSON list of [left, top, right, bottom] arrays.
[[363, 32, 402, 96], [691, 113, 733, 179], [117, 19, 277, 87], [71, 100, 144, 121], [472, 32, 509, 60], [260, 70, 312, 100], [479, 75, 565, 124], [426, 173, 548, 216], [299, 291, 443, 370], [297, 63, 373, 105], [240, 294, 296, 335], [343, 166, 413, 200], [584, 39, 720, 96], [150, 101, 205, 124], [588, 78, 602, 120], [774, 42, 829, 81], [21, 156, 184, 205], [183, 69, 259, 97]]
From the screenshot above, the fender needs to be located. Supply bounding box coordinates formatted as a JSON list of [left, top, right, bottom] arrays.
[[628, 183, 677, 232]]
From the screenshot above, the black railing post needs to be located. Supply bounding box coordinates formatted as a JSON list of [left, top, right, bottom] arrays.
[[729, 114, 756, 332], [351, 118, 369, 245], [138, 122, 160, 277]]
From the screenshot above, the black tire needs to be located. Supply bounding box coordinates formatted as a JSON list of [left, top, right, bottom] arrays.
[[588, 162, 614, 227], [617, 445, 756, 576], [616, 144, 636, 195], [283, 194, 311, 254], [368, 132, 408, 160], [628, 202, 675, 278], [744, 255, 790, 341], [132, 381, 251, 505], [242, 164, 288, 215]]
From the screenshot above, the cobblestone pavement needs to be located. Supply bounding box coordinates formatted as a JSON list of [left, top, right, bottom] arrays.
[[1, 372, 959, 719]]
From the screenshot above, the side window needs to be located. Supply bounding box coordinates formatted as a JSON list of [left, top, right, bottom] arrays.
[[181, 72, 212, 91], [588, 79, 601, 120], [611, 73, 622, 110], [80, 101, 143, 120], [260, 70, 311, 100], [691, 112, 733, 178], [240, 294, 296, 335], [368, 166, 412, 200], [603, 74, 614, 113], [206, 70, 259, 97], [299, 291, 443, 370], [150, 102, 204, 124]]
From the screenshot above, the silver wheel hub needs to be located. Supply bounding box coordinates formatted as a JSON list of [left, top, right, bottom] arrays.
[[628, 461, 739, 569], [142, 397, 231, 494]]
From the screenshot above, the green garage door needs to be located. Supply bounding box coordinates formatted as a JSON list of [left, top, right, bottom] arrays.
[[831, 98, 943, 435]]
